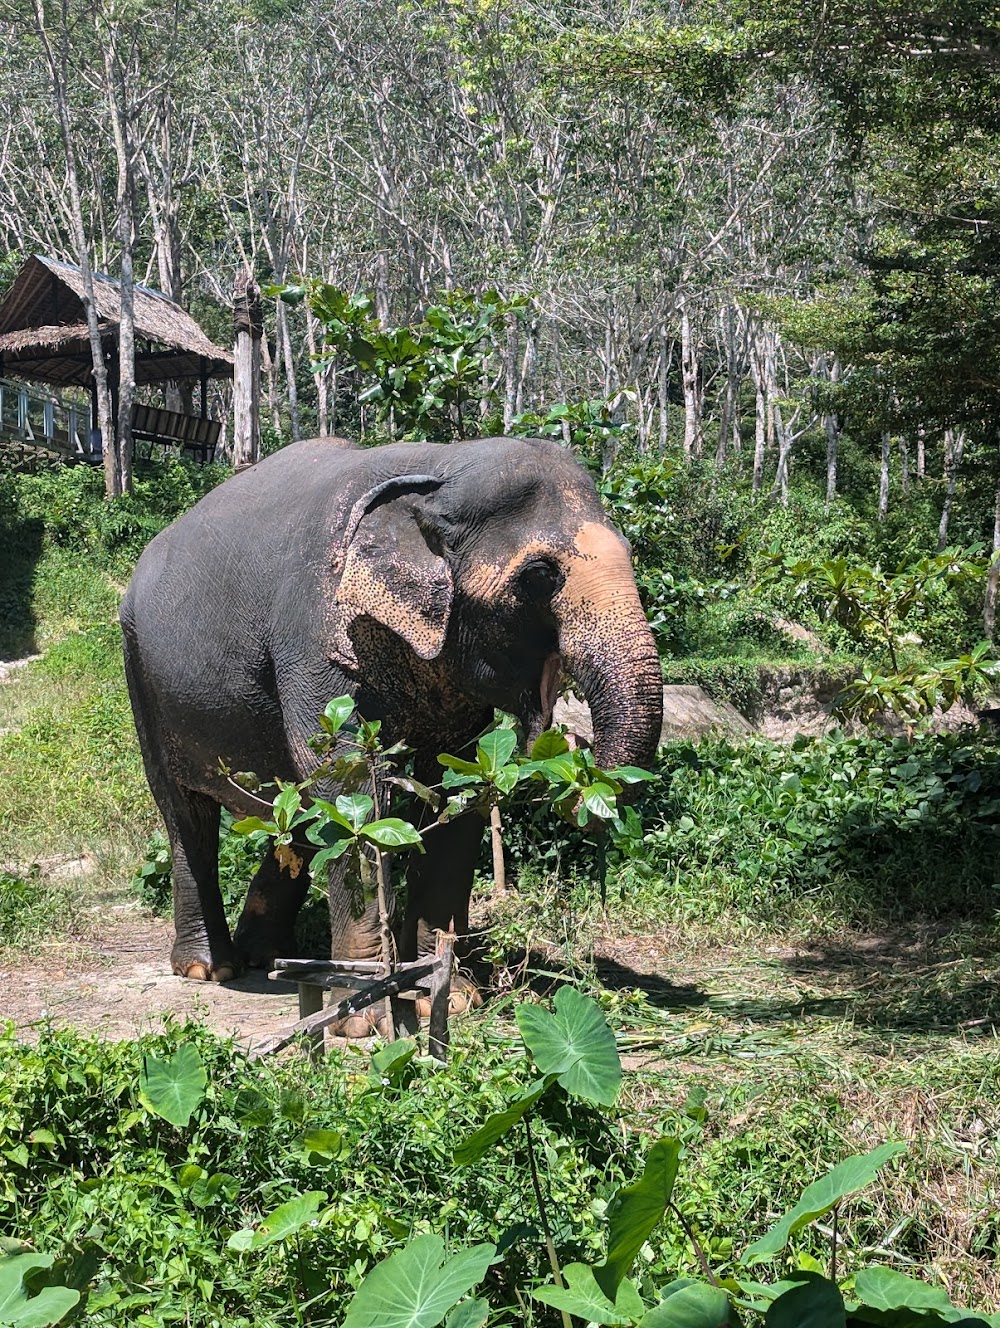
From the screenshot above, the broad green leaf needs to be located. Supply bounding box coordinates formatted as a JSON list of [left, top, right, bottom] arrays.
[[336, 793, 374, 831], [444, 1300, 489, 1328], [516, 986, 622, 1106], [595, 1138, 682, 1297], [273, 783, 302, 833], [228, 1190, 327, 1251], [454, 1077, 555, 1165], [766, 1275, 845, 1327], [305, 800, 356, 835], [639, 1281, 733, 1327], [437, 753, 482, 777], [138, 1044, 207, 1128], [320, 695, 355, 735], [370, 1038, 418, 1086], [609, 765, 657, 784], [360, 819, 424, 851], [530, 729, 570, 759], [0, 1252, 80, 1328], [342, 1234, 496, 1328], [582, 782, 619, 820], [533, 1264, 637, 1325], [231, 816, 275, 835], [742, 1143, 906, 1264], [853, 1267, 982, 1321], [494, 765, 519, 794], [301, 1129, 344, 1160], [476, 728, 518, 775]]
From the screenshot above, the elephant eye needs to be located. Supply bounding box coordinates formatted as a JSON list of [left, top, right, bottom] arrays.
[[517, 558, 564, 601]]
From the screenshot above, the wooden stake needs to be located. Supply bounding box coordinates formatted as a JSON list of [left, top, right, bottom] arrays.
[[427, 927, 456, 1062]]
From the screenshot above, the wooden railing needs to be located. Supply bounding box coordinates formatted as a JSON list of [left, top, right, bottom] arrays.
[[0, 377, 92, 467]]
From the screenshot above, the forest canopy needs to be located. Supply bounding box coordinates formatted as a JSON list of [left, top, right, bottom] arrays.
[[1, 0, 998, 519]]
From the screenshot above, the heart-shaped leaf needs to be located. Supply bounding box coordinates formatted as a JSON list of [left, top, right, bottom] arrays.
[[516, 986, 621, 1106], [0, 1252, 80, 1327], [139, 1044, 207, 1128], [595, 1138, 682, 1296], [742, 1143, 906, 1265], [342, 1234, 496, 1328]]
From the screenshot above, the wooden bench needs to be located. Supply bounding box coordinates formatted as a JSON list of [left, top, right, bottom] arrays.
[[130, 403, 221, 464]]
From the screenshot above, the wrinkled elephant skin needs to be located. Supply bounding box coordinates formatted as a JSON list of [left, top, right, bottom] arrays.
[[120, 436, 663, 993]]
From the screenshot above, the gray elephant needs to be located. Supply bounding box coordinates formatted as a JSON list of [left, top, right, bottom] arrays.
[[120, 436, 663, 1000]]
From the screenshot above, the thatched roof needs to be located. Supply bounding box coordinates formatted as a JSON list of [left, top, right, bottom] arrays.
[[0, 255, 234, 388]]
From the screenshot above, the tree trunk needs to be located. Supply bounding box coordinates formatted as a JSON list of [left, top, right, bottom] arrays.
[[916, 426, 926, 480], [503, 311, 518, 432], [232, 268, 262, 470], [657, 330, 671, 452], [878, 432, 890, 520], [105, 39, 135, 495], [276, 298, 300, 442], [938, 427, 965, 548], [33, 0, 117, 493], [680, 301, 702, 460], [900, 435, 910, 498]]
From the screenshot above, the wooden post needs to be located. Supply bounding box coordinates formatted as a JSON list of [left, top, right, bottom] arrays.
[[298, 982, 325, 1062], [427, 927, 456, 1063], [490, 802, 506, 896], [232, 268, 262, 471]]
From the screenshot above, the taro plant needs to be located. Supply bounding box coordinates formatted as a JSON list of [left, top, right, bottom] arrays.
[[341, 984, 998, 1326], [0, 1250, 83, 1327]]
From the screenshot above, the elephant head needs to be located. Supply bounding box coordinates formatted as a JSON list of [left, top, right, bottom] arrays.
[[326, 437, 663, 771]]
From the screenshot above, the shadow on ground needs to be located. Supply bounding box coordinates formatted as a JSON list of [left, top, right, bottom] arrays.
[[494, 922, 1000, 1039]]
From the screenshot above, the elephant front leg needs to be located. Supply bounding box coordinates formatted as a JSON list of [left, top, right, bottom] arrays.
[[404, 813, 486, 1019], [167, 789, 238, 982], [234, 843, 313, 970]]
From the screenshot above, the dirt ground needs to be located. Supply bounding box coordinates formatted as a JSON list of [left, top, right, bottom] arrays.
[[0, 903, 303, 1048]]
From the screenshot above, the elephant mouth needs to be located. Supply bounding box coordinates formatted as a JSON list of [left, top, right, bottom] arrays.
[[521, 650, 564, 747], [540, 651, 563, 728]]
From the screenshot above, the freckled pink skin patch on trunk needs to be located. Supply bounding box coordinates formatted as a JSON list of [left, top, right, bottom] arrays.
[[556, 522, 663, 771]]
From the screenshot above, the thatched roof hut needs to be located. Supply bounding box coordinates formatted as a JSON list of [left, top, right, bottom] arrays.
[[0, 255, 233, 388]]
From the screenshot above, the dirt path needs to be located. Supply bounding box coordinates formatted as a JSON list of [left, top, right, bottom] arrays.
[[0, 904, 301, 1047]]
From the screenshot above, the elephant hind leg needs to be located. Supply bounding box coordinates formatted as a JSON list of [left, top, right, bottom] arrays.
[[165, 789, 237, 982]]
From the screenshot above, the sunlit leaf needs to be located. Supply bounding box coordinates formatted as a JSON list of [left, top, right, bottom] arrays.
[[516, 987, 621, 1106], [138, 1044, 207, 1128]]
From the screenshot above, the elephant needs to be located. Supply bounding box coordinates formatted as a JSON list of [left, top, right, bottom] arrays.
[[120, 435, 663, 1012]]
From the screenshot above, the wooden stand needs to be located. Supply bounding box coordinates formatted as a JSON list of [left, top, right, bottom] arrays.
[[251, 936, 457, 1062]]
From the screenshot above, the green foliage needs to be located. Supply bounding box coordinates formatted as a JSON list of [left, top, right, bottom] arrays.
[[623, 730, 1000, 927], [137, 1045, 208, 1128], [279, 283, 523, 442], [0, 868, 69, 952], [761, 546, 997, 721], [340, 1234, 495, 1328]]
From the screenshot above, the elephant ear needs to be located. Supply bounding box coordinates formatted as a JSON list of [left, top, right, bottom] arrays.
[[330, 476, 452, 668]]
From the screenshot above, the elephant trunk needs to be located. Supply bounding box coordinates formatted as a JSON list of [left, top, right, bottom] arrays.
[[556, 523, 663, 772]]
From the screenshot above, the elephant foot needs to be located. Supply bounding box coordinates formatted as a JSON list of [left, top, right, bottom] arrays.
[[334, 1004, 392, 1040], [173, 957, 239, 983], [414, 973, 483, 1022]]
